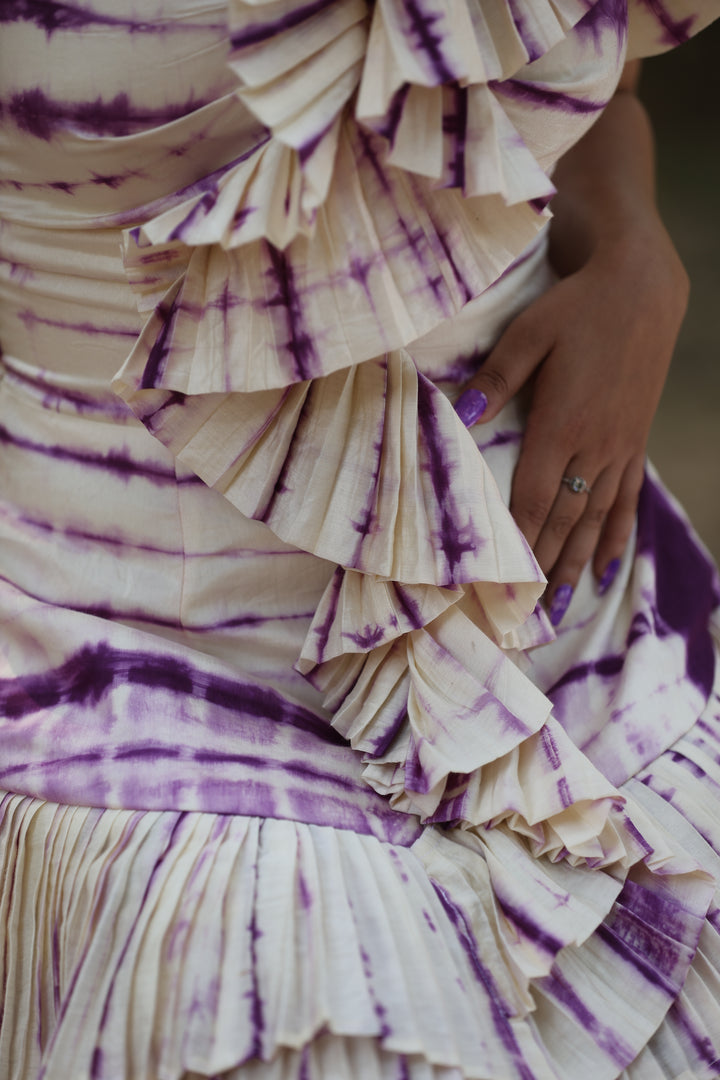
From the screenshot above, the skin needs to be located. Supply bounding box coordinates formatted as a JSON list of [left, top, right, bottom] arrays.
[[461, 61, 690, 610]]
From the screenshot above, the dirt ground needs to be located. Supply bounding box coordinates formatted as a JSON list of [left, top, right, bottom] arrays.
[[641, 25, 720, 564]]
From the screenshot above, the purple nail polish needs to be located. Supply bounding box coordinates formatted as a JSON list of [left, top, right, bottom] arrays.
[[454, 388, 488, 427], [549, 584, 573, 627], [598, 557, 620, 596]]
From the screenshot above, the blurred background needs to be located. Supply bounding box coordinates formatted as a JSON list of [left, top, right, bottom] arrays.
[[641, 22, 720, 563]]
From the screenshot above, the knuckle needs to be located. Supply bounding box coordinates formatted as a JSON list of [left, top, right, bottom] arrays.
[[549, 513, 575, 540], [478, 368, 511, 398], [517, 498, 554, 529], [584, 505, 608, 529]]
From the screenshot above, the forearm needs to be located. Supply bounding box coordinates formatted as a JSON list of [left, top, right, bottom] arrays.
[[548, 61, 677, 279]]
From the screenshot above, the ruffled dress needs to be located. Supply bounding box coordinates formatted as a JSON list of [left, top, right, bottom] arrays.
[[1, 1, 720, 1077]]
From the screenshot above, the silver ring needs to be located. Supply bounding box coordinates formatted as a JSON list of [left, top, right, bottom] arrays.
[[562, 475, 592, 495]]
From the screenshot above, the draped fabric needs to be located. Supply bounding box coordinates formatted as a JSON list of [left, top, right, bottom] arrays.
[[1, 0, 720, 1076]]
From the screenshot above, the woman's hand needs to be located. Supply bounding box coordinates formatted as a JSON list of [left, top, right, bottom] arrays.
[[456, 223, 689, 623]]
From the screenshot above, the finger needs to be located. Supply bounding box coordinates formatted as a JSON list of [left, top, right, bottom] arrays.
[[454, 307, 555, 427], [593, 453, 646, 590], [508, 433, 586, 550], [545, 468, 621, 620], [532, 460, 602, 577]]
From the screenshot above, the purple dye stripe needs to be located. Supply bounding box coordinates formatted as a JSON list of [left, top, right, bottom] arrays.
[[311, 566, 344, 664], [538, 963, 636, 1065], [393, 585, 426, 630], [492, 78, 608, 114], [0, 423, 202, 486], [0, 642, 347, 745], [401, 0, 456, 84], [36, 812, 146, 1080], [17, 511, 309, 561], [258, 386, 311, 525], [375, 84, 410, 145], [230, 0, 335, 48], [89, 815, 188, 1079], [2, 363, 132, 419], [636, 472, 718, 696], [431, 881, 535, 1076], [505, 0, 544, 61], [343, 625, 386, 650], [574, 0, 628, 46], [367, 702, 410, 757], [349, 370, 387, 563], [264, 245, 318, 381], [245, 849, 266, 1063], [442, 87, 468, 191], [19, 310, 138, 338], [545, 653, 624, 697], [0, 0, 225, 34], [356, 127, 450, 303], [638, 0, 696, 44], [139, 295, 177, 390], [595, 921, 682, 997], [416, 375, 481, 581], [496, 896, 564, 956], [432, 229, 473, 303], [6, 88, 217, 141]]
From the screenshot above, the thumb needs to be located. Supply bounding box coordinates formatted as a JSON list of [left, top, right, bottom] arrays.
[[453, 309, 552, 427]]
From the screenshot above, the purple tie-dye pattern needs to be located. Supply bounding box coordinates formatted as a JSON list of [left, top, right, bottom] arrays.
[[431, 881, 536, 1076], [432, 229, 473, 304], [373, 84, 411, 145], [19, 309, 138, 338], [636, 472, 718, 695], [596, 888, 690, 996], [639, 0, 697, 41], [506, 0, 545, 61], [229, 0, 338, 49], [355, 127, 454, 309], [356, 939, 392, 1039], [496, 897, 565, 956], [400, 0, 456, 84], [537, 964, 637, 1066], [310, 567, 344, 664], [0, 422, 204, 485], [140, 293, 179, 391], [351, 398, 386, 548], [492, 78, 609, 114], [442, 87, 468, 191], [344, 625, 387, 649], [393, 586, 425, 630], [0, 643, 346, 744], [245, 861, 266, 1063], [1, 0, 719, 1071], [545, 652, 625, 696], [264, 245, 318, 381], [0, 0, 225, 34], [88, 816, 189, 1080], [575, 0, 629, 46], [6, 88, 217, 140], [416, 375, 483, 582]]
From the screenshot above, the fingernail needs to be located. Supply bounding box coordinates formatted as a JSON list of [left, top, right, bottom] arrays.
[[454, 388, 488, 427], [598, 557, 620, 596], [549, 584, 573, 627]]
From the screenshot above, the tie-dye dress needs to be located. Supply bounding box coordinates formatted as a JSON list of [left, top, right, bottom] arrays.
[[2, 1, 720, 1077]]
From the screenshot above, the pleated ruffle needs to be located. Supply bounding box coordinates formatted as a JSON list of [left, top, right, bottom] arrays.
[[2, 711, 720, 1080]]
